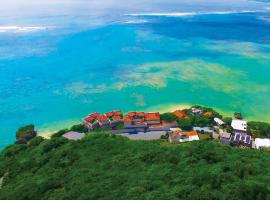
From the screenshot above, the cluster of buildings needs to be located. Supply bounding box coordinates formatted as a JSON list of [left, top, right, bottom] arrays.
[[69, 108, 270, 150], [81, 109, 202, 143], [214, 116, 251, 147], [214, 115, 270, 149], [123, 112, 161, 127], [83, 111, 123, 130]]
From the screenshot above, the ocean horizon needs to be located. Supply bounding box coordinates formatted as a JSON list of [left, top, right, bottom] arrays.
[[1, 1, 270, 149]]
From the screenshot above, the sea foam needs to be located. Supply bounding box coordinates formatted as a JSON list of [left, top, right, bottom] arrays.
[[0, 26, 48, 33], [126, 10, 261, 17], [123, 19, 149, 24]]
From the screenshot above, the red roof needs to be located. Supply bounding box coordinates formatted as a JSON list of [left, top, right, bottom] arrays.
[[106, 110, 123, 117], [127, 112, 145, 117], [145, 112, 160, 121], [137, 112, 145, 117], [172, 110, 188, 119], [113, 111, 123, 116], [105, 112, 113, 117], [128, 112, 137, 117], [97, 115, 109, 122], [112, 116, 122, 121], [204, 111, 213, 116], [84, 112, 100, 122], [123, 116, 132, 122]]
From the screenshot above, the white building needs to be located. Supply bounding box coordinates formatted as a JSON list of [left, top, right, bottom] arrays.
[[169, 128, 199, 143], [191, 107, 203, 115], [231, 119, 247, 132], [214, 118, 225, 126], [254, 138, 270, 149]]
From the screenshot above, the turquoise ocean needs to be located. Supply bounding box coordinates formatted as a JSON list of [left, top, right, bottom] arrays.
[[1, 1, 270, 149]]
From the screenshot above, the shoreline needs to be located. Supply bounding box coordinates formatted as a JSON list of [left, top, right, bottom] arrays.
[[36, 103, 270, 140]]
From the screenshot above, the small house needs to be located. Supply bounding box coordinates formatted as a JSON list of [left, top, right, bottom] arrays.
[[191, 107, 203, 115], [171, 110, 188, 119], [97, 115, 111, 127], [231, 119, 247, 133], [232, 132, 252, 147], [220, 132, 231, 145], [214, 117, 225, 127], [254, 138, 270, 149], [84, 112, 101, 123], [169, 129, 199, 143], [123, 116, 132, 126], [105, 110, 123, 122], [145, 112, 161, 125]]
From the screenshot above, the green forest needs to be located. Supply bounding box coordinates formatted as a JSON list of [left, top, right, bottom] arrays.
[[1, 133, 270, 200]]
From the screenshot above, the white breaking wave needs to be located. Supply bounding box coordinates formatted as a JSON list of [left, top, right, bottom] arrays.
[[0, 26, 48, 33], [126, 10, 262, 17], [123, 19, 149, 24], [127, 12, 195, 17]]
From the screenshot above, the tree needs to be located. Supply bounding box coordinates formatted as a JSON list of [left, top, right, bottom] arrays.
[[16, 125, 37, 144], [223, 117, 232, 125], [234, 112, 243, 120], [70, 124, 88, 133], [248, 121, 270, 138], [177, 118, 193, 130], [160, 113, 178, 122]]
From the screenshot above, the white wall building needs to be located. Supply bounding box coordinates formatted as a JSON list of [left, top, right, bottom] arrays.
[[214, 118, 225, 126], [254, 138, 270, 149], [231, 119, 247, 132]]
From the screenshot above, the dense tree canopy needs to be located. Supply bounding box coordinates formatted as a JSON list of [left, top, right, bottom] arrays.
[[160, 113, 178, 122], [15, 124, 37, 144], [248, 121, 270, 138], [0, 133, 270, 200]]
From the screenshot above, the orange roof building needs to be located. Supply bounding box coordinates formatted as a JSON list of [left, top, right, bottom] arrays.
[[172, 110, 188, 119], [105, 110, 123, 117], [145, 112, 160, 122], [97, 115, 109, 123], [169, 129, 199, 143], [144, 112, 161, 125], [84, 112, 101, 122], [204, 111, 213, 116], [123, 112, 161, 126], [184, 131, 198, 137], [123, 116, 132, 123], [105, 110, 123, 122]]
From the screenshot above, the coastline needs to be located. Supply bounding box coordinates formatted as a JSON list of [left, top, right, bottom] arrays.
[[37, 118, 81, 139], [36, 103, 270, 140]]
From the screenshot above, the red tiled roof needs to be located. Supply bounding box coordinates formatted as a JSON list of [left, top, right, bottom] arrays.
[[184, 131, 198, 136], [145, 112, 160, 121], [105, 110, 123, 117], [84, 112, 100, 122], [97, 115, 109, 122], [105, 112, 113, 117], [123, 116, 132, 122], [112, 116, 122, 121], [172, 110, 188, 119], [137, 112, 145, 117], [113, 111, 123, 116], [174, 130, 198, 137], [127, 112, 137, 117], [128, 112, 145, 117]]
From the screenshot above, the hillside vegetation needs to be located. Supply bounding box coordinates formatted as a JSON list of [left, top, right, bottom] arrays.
[[0, 134, 270, 200]]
